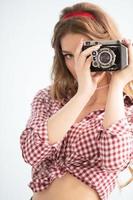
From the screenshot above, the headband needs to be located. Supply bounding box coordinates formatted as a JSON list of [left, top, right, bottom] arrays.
[[63, 11, 95, 20]]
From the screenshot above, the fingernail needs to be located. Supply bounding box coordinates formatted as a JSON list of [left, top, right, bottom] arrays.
[[122, 38, 131, 44]]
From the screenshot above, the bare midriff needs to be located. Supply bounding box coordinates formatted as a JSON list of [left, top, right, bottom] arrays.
[[32, 172, 100, 200]]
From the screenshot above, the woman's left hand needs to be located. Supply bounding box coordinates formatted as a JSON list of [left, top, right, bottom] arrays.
[[111, 38, 133, 88]]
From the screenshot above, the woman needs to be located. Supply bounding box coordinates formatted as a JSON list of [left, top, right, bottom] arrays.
[[20, 2, 133, 200]]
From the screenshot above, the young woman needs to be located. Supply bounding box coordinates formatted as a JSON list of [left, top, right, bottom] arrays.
[[20, 2, 133, 200]]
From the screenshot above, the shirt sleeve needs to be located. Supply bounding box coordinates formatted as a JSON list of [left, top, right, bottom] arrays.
[[97, 113, 133, 172], [20, 88, 62, 166]]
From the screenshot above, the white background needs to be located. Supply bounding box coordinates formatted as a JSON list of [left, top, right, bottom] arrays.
[[0, 0, 133, 200]]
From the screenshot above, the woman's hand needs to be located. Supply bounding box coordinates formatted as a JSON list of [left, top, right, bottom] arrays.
[[74, 39, 105, 97], [111, 38, 133, 88]]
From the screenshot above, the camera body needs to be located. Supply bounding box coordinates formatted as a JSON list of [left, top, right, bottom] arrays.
[[82, 40, 128, 72]]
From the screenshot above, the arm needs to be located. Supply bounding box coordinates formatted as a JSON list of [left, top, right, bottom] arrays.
[[98, 117, 133, 171], [20, 88, 92, 166], [20, 89, 51, 166], [99, 85, 133, 171], [48, 92, 91, 144], [20, 41, 104, 167], [48, 42, 104, 144], [103, 38, 133, 129], [99, 39, 133, 171], [103, 78, 125, 128]]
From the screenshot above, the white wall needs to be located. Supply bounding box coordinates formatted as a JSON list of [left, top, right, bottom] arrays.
[[0, 0, 133, 200]]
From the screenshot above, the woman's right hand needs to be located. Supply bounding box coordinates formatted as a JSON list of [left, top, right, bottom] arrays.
[[74, 39, 105, 98]]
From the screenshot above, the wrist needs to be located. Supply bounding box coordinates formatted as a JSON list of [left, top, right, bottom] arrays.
[[110, 75, 125, 90], [75, 90, 93, 103]]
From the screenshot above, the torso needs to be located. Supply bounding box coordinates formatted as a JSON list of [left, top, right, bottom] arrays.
[[33, 106, 104, 200], [32, 172, 100, 200]]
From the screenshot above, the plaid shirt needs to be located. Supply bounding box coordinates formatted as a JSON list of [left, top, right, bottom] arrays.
[[20, 86, 133, 200]]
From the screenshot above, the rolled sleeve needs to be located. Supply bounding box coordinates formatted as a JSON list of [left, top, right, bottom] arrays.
[[97, 118, 133, 172], [20, 88, 62, 166]]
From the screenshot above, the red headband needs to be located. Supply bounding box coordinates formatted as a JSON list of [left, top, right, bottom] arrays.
[[63, 11, 95, 20]]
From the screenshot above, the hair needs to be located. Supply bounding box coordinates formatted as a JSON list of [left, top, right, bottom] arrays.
[[51, 2, 133, 101], [50, 2, 133, 187]]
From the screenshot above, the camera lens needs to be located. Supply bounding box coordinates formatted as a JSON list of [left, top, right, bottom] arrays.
[[99, 52, 111, 64], [97, 48, 116, 68]]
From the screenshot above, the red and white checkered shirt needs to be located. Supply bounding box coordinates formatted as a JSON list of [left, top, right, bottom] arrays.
[[20, 86, 133, 200]]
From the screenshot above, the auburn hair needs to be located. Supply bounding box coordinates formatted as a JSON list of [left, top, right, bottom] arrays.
[[51, 2, 133, 102]]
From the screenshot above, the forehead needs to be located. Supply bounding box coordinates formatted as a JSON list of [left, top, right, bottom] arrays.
[[60, 33, 89, 52]]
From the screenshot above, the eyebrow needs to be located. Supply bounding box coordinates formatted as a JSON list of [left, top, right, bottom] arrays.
[[62, 50, 73, 54]]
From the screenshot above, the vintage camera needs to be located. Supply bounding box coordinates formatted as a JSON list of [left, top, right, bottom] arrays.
[[82, 40, 128, 71]]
